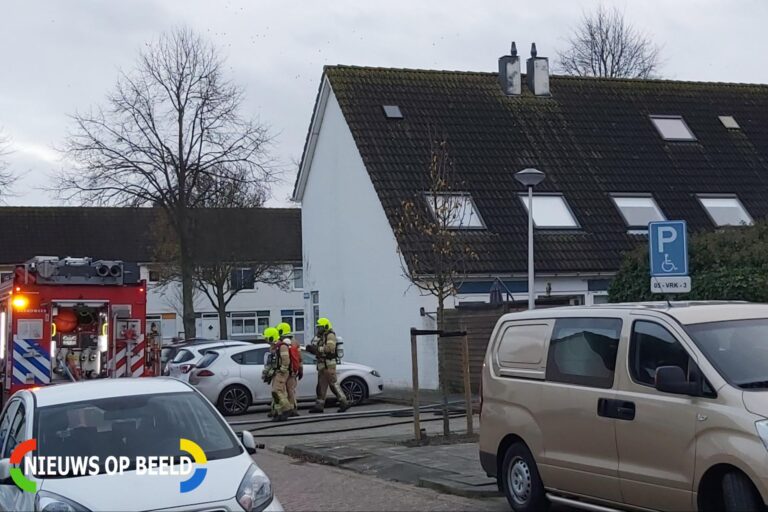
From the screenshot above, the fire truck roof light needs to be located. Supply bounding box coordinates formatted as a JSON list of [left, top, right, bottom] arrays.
[[12, 296, 29, 310]]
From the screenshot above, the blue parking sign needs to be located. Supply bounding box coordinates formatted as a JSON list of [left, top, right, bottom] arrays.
[[649, 221, 688, 277]]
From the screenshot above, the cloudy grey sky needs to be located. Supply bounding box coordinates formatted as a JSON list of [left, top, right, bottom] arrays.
[[1, 0, 766, 207]]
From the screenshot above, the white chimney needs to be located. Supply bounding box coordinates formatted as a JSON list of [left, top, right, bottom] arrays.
[[526, 43, 550, 96], [498, 42, 521, 96]]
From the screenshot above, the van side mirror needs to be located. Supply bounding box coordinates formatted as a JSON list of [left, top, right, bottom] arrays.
[[241, 430, 257, 455], [655, 366, 699, 396], [0, 459, 11, 484]]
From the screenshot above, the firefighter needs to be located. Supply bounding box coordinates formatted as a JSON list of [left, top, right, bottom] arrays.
[[262, 327, 280, 418], [306, 317, 349, 413], [277, 322, 303, 416], [265, 326, 292, 422]]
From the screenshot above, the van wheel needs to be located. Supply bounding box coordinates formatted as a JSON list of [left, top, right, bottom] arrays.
[[722, 471, 764, 512], [501, 443, 549, 512]]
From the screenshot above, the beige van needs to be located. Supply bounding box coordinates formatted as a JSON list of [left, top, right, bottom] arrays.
[[480, 302, 768, 512]]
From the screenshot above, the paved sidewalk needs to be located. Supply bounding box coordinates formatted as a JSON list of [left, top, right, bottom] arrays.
[[283, 435, 501, 499]]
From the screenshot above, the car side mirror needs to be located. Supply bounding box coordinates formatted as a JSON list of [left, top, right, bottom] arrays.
[[0, 459, 11, 484], [655, 366, 699, 396], [241, 430, 257, 455]]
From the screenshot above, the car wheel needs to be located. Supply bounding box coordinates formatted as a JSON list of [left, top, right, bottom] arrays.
[[218, 385, 252, 416], [340, 377, 368, 405], [722, 471, 763, 512], [500, 442, 549, 512]]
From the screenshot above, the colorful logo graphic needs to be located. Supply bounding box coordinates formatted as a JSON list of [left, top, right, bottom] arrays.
[[10, 439, 37, 493], [179, 438, 207, 493], [8, 438, 206, 494]]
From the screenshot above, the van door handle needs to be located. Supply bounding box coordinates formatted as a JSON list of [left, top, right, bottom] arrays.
[[597, 398, 635, 421], [616, 403, 636, 421]]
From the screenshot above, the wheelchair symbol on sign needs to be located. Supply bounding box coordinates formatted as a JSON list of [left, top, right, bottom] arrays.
[[661, 254, 678, 273]]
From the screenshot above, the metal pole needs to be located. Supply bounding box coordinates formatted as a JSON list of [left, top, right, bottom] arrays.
[[410, 332, 421, 442], [527, 185, 535, 310], [462, 334, 473, 436]]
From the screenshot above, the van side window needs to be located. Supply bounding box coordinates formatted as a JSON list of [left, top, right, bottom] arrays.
[[546, 318, 622, 388], [630, 321, 690, 386]]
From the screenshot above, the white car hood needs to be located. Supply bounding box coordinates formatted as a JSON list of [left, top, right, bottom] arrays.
[[39, 453, 254, 511], [338, 362, 371, 372]]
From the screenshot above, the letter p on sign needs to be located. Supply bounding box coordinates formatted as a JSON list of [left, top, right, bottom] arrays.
[[657, 226, 677, 253]]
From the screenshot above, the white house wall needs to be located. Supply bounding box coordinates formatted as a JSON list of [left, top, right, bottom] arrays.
[[300, 89, 440, 390]]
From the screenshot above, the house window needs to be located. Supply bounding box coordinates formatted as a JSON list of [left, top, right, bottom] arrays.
[[519, 194, 579, 228], [281, 309, 305, 336], [292, 265, 304, 290], [0, 272, 12, 284], [311, 291, 320, 327], [650, 115, 696, 141], [611, 195, 665, 229], [424, 193, 484, 229], [231, 268, 255, 290], [231, 311, 270, 335], [697, 196, 753, 226], [148, 270, 160, 283]]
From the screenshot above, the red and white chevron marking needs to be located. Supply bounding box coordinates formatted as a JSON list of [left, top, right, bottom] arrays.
[[107, 337, 146, 378]]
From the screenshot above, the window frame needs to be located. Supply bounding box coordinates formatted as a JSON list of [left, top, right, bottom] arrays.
[[292, 265, 304, 290], [610, 194, 666, 230], [231, 311, 270, 335], [696, 194, 753, 227], [649, 115, 697, 142], [424, 192, 486, 230], [545, 317, 623, 389], [518, 193, 580, 230]]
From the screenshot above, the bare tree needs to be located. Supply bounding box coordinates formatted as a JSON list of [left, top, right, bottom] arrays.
[[0, 131, 16, 200], [152, 182, 289, 340], [557, 5, 662, 79], [394, 133, 478, 412], [58, 27, 276, 338]]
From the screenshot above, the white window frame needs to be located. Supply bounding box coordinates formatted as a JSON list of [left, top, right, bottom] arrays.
[[231, 311, 271, 335], [610, 194, 666, 230], [292, 265, 304, 290], [650, 115, 697, 141], [518, 194, 580, 229], [697, 195, 753, 227], [424, 193, 485, 230]]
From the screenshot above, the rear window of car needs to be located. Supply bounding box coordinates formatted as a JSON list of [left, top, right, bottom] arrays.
[[231, 348, 268, 365], [172, 349, 194, 363], [197, 351, 220, 369]]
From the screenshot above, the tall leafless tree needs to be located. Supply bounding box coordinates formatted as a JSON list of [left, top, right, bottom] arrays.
[[58, 27, 276, 338], [0, 131, 16, 201], [557, 5, 662, 79]]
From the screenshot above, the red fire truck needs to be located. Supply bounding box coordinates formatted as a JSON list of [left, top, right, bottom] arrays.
[[0, 256, 153, 400]]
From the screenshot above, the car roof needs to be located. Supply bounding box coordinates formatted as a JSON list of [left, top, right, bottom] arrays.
[[179, 341, 249, 351], [208, 342, 271, 354], [498, 301, 768, 326], [27, 378, 193, 408]]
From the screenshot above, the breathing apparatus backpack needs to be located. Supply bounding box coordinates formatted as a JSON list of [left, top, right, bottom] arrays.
[[288, 343, 301, 375]]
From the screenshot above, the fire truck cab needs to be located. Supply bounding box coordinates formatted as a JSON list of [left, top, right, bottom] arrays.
[[0, 256, 150, 400]]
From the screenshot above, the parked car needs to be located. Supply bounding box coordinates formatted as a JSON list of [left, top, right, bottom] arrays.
[[167, 340, 250, 382], [161, 338, 238, 375], [189, 343, 384, 415], [480, 302, 768, 512], [0, 378, 282, 511]]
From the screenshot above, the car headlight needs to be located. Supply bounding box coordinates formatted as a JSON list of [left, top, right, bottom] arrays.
[[35, 491, 91, 512], [370, 370, 381, 377], [237, 464, 273, 512], [756, 420, 768, 450]]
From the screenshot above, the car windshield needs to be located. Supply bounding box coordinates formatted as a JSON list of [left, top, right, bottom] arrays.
[[687, 318, 768, 388], [35, 391, 241, 477]]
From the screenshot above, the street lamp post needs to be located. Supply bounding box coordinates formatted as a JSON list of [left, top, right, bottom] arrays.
[[515, 168, 546, 310]]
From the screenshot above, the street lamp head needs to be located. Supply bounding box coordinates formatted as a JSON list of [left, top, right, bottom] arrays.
[[515, 168, 546, 188]]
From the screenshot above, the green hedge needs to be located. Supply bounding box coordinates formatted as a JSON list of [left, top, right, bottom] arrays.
[[608, 222, 768, 303]]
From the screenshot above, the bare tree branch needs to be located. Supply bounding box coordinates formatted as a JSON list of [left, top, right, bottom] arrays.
[[557, 5, 662, 79], [0, 131, 17, 201], [57, 27, 277, 337]]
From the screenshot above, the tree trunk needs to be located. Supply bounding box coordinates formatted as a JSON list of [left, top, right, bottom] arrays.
[[437, 293, 449, 436], [179, 234, 197, 339], [216, 285, 228, 340]]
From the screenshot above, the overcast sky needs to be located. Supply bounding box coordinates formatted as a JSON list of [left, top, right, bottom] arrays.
[[1, 0, 766, 207]]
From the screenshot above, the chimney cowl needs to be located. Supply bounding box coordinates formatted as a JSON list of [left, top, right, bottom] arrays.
[[526, 42, 550, 97], [498, 41, 522, 96]]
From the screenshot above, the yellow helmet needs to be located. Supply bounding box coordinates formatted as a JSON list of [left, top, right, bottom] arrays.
[[277, 322, 292, 337], [316, 317, 332, 330], [263, 327, 279, 343]]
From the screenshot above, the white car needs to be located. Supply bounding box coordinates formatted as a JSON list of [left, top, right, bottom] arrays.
[[0, 379, 282, 512], [167, 341, 249, 382], [189, 343, 384, 415]]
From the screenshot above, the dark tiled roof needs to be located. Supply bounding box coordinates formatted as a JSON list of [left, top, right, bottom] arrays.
[[318, 66, 768, 274], [0, 207, 301, 265]]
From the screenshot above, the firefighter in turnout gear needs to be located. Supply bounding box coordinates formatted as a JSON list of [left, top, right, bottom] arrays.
[[266, 326, 292, 422], [306, 317, 350, 413], [262, 327, 280, 418], [277, 322, 303, 417]]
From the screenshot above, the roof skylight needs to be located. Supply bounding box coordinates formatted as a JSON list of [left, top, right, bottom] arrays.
[[650, 115, 696, 141], [519, 194, 579, 229], [425, 193, 484, 229], [697, 195, 753, 227], [382, 105, 403, 119], [719, 115, 740, 129], [611, 195, 665, 229]]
